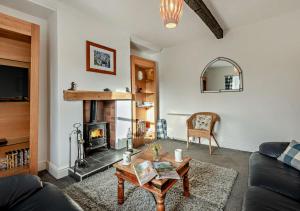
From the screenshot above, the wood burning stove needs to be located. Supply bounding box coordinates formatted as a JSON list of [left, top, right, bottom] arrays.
[[84, 100, 110, 152]]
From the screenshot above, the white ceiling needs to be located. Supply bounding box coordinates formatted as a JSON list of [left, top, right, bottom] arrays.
[[0, 0, 55, 19], [61, 0, 300, 49], [6, 0, 300, 49]]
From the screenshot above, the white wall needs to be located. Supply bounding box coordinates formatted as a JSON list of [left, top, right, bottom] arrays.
[[0, 5, 49, 170], [159, 10, 300, 152], [48, 2, 132, 178]]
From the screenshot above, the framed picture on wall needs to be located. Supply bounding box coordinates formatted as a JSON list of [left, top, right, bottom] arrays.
[[86, 41, 116, 75]]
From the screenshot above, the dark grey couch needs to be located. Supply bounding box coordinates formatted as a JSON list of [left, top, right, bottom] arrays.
[[0, 174, 82, 211], [243, 142, 300, 211]]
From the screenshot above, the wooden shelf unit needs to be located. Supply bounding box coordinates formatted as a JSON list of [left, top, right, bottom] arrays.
[[0, 165, 30, 177], [0, 12, 39, 176], [131, 56, 158, 147]]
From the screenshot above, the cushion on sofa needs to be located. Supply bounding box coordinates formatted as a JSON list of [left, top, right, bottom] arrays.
[[243, 186, 300, 211], [249, 152, 300, 201], [278, 140, 300, 171], [10, 182, 82, 211], [0, 175, 43, 210], [259, 142, 289, 158]]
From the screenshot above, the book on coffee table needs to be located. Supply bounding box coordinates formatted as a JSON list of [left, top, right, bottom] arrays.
[[133, 160, 157, 186], [133, 160, 181, 186], [153, 161, 180, 180]]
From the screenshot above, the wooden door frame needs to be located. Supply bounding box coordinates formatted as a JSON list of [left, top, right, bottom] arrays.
[[0, 12, 40, 175]]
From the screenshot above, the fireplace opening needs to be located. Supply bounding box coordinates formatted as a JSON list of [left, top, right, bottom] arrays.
[[90, 128, 104, 140], [84, 100, 110, 153]]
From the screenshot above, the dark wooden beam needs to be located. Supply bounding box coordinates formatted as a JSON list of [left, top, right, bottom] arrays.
[[184, 0, 223, 39]]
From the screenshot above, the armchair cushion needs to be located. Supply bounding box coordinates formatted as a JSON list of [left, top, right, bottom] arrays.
[[278, 140, 300, 171], [0, 175, 43, 209], [10, 182, 83, 211], [259, 142, 289, 158], [194, 115, 211, 130]]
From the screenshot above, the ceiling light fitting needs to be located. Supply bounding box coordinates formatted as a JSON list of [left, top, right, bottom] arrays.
[[160, 0, 183, 29]]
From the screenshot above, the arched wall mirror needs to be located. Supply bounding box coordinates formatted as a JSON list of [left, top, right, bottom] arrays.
[[200, 57, 243, 93]]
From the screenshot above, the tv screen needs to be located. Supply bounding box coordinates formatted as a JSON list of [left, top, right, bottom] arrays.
[[0, 65, 29, 101]]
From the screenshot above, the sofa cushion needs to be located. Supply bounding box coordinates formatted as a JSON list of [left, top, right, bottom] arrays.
[[10, 182, 82, 211], [259, 142, 289, 158], [278, 140, 300, 171], [0, 174, 43, 210], [243, 186, 300, 211], [249, 152, 300, 201]]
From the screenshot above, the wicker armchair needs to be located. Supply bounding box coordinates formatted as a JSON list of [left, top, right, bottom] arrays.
[[186, 112, 220, 155]]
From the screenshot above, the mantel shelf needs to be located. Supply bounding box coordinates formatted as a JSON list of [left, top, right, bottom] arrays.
[[63, 90, 134, 101]]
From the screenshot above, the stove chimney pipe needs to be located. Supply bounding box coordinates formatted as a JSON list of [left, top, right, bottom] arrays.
[[90, 100, 97, 123]]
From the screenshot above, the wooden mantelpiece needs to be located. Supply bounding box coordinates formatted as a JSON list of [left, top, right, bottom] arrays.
[[63, 90, 134, 101]]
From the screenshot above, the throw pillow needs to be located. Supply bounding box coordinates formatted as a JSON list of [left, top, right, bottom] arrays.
[[194, 115, 212, 130], [278, 140, 300, 171]]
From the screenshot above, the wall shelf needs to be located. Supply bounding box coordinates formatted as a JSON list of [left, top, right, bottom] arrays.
[[136, 105, 153, 109], [131, 55, 158, 147], [63, 90, 134, 101], [0, 137, 30, 157], [0, 165, 29, 177]]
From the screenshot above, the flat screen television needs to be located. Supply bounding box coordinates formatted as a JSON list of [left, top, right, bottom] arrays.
[[0, 65, 29, 101]]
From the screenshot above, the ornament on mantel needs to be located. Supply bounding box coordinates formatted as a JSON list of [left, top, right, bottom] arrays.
[[68, 82, 77, 91]]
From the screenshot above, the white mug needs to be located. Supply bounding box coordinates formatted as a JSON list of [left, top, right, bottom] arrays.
[[175, 149, 183, 162], [123, 151, 131, 165]]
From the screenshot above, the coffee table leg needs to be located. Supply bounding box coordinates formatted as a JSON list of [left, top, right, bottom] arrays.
[[156, 195, 165, 211], [117, 177, 124, 204], [183, 173, 190, 197]]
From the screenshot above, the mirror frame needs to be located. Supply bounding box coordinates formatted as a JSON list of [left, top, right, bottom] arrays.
[[200, 57, 243, 93]]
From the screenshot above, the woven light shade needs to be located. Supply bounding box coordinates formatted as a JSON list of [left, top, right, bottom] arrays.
[[160, 0, 184, 29]]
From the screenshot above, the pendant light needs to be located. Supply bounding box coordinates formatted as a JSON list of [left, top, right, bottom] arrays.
[[160, 0, 184, 29]]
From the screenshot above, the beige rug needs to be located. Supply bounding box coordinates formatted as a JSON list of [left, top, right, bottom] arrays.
[[65, 160, 238, 211]]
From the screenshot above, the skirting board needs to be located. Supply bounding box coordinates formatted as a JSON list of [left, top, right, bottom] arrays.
[[47, 161, 69, 179], [38, 160, 47, 171]]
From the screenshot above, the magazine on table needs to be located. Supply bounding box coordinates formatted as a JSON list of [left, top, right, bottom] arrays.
[[133, 161, 180, 186], [133, 160, 157, 186], [152, 161, 180, 180]]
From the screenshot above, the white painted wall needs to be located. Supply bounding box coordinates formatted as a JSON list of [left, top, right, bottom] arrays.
[[159, 10, 300, 152], [115, 101, 132, 149], [0, 5, 49, 170], [48, 2, 132, 178]]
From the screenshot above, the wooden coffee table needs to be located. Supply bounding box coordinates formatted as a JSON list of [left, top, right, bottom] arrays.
[[113, 150, 191, 211]]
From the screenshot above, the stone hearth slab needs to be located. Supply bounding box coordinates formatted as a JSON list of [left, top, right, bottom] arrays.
[[68, 148, 140, 181]]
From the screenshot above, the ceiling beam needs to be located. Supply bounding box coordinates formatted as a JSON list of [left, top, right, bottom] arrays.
[[184, 0, 223, 39]]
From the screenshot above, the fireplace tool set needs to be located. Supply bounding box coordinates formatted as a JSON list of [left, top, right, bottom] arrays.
[[69, 123, 88, 173]]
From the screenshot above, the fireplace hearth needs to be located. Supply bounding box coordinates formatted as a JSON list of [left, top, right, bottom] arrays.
[[84, 100, 110, 153], [69, 98, 134, 181]]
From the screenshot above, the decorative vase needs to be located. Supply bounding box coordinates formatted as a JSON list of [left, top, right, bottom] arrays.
[[137, 70, 143, 80], [151, 143, 161, 161], [153, 149, 160, 161]]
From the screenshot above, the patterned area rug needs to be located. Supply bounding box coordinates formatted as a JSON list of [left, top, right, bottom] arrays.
[[65, 160, 238, 211]]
